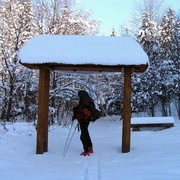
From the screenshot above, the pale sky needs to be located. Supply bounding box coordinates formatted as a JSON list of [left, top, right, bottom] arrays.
[[78, 0, 180, 35]]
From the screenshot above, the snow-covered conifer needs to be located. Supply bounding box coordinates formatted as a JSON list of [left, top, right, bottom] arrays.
[[156, 9, 180, 117]]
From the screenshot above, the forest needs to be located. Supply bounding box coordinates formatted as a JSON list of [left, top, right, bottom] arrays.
[[0, 0, 179, 125]]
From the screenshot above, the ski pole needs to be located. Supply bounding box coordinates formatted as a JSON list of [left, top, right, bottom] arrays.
[[62, 123, 78, 158], [62, 121, 74, 157], [62, 122, 78, 158]]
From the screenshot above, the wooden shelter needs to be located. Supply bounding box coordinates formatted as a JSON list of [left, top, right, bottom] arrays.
[[19, 35, 149, 154]]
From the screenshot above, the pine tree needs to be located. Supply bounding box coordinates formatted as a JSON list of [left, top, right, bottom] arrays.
[[134, 9, 180, 117], [157, 9, 180, 117], [137, 13, 159, 64], [133, 13, 160, 116]]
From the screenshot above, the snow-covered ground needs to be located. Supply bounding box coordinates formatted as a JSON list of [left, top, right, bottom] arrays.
[[0, 116, 180, 180]]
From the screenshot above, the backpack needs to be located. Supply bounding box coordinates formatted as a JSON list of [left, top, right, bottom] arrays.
[[78, 90, 101, 122], [86, 101, 101, 122], [90, 108, 101, 122]]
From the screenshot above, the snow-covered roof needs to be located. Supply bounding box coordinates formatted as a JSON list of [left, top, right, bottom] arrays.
[[19, 35, 149, 73]]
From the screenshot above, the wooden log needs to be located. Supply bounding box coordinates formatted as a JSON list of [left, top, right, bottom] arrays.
[[36, 67, 50, 154], [122, 68, 132, 153]]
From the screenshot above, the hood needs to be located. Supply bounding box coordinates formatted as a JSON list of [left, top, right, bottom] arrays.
[[78, 90, 89, 98]]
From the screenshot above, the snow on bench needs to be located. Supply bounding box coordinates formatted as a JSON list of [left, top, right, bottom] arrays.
[[131, 117, 174, 131]]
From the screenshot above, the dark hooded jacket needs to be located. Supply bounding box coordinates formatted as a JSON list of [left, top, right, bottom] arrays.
[[72, 91, 93, 122], [78, 90, 95, 110]]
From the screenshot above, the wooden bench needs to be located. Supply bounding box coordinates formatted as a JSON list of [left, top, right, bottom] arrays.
[[131, 117, 174, 131]]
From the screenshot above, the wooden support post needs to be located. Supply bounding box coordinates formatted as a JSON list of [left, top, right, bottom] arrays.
[[36, 67, 50, 154], [122, 68, 132, 153]]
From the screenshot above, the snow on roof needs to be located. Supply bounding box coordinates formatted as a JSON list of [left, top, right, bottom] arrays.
[[19, 35, 149, 66]]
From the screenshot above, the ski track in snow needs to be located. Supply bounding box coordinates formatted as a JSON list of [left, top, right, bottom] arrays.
[[83, 153, 101, 180]]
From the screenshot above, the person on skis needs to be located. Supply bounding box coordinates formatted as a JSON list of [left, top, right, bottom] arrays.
[[72, 90, 94, 156]]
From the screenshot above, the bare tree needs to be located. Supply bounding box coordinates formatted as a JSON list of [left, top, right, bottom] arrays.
[[0, 0, 36, 121], [130, 0, 166, 34], [33, 0, 99, 35]]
